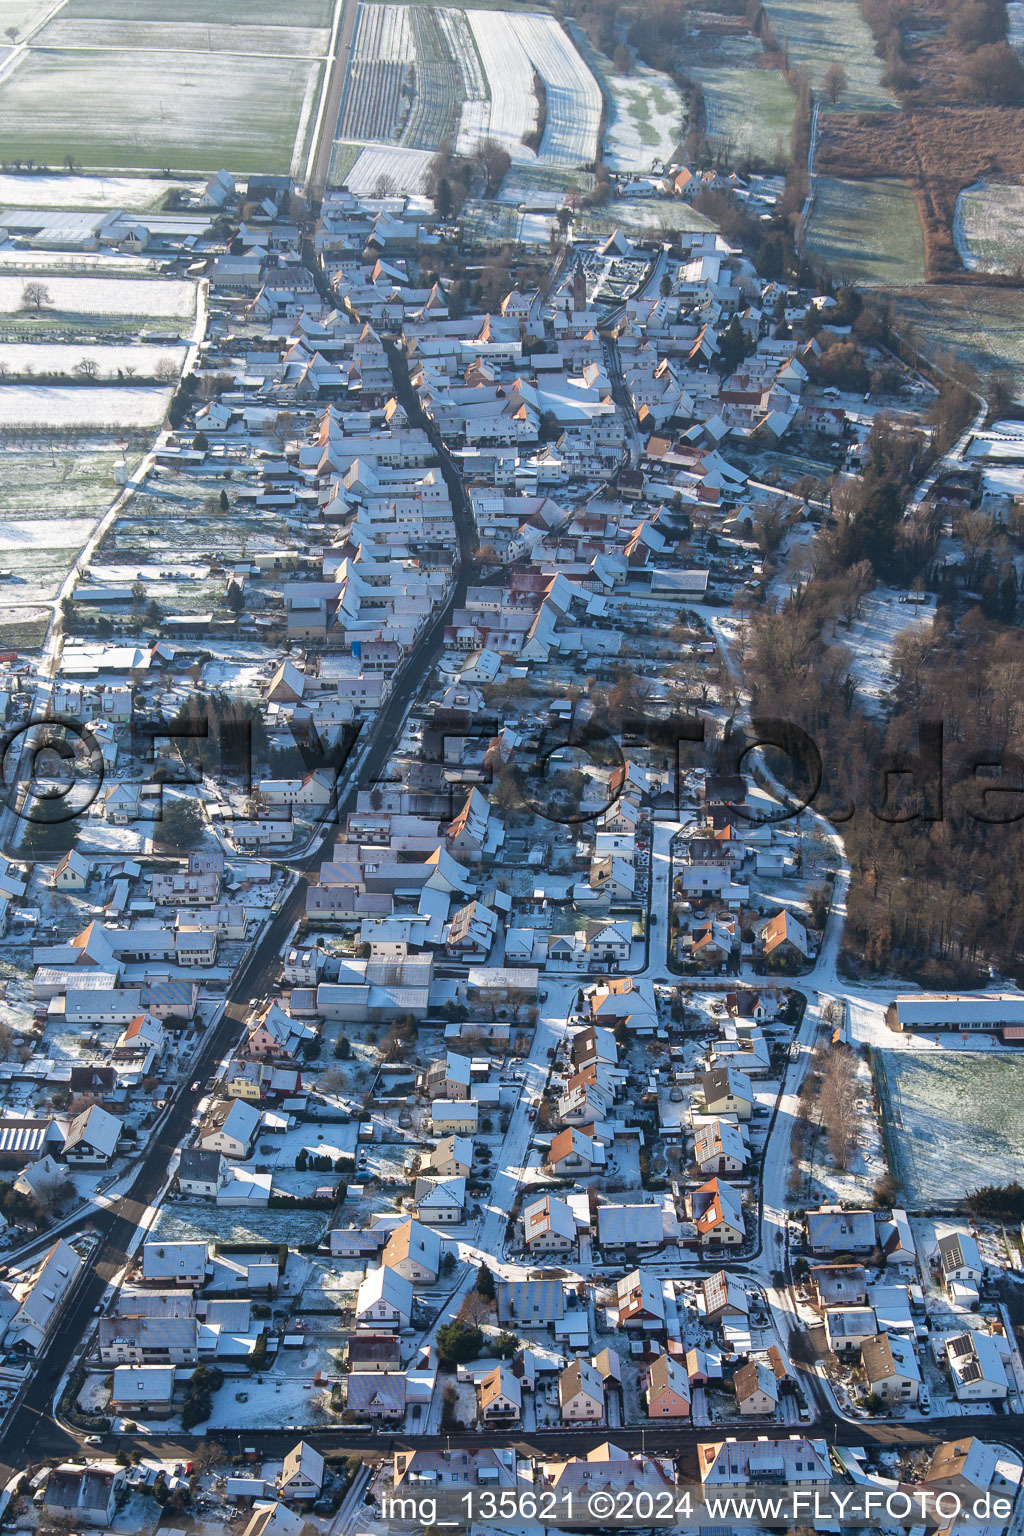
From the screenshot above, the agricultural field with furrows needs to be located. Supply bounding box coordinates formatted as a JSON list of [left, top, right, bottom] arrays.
[[875, 1050, 1024, 1205], [510, 12, 602, 165], [338, 3, 415, 143], [467, 8, 538, 159], [764, 0, 894, 110], [334, 4, 601, 173], [954, 181, 1024, 273], [402, 6, 467, 149], [466, 9, 601, 165], [687, 27, 796, 163], [806, 176, 926, 287], [0, 0, 330, 173], [574, 200, 717, 239]]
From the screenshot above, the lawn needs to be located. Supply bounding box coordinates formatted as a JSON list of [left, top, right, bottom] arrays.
[[686, 29, 796, 165], [875, 1049, 1024, 1205], [807, 176, 926, 287], [0, 45, 321, 174], [766, 0, 894, 111], [954, 181, 1024, 274]]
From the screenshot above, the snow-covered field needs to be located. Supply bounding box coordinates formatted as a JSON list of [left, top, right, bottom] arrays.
[[344, 144, 435, 196], [0, 382, 171, 427], [573, 33, 684, 175], [835, 589, 936, 717], [876, 1049, 1024, 1205], [466, 10, 600, 167], [466, 10, 536, 162], [0, 274, 196, 317], [0, 341, 185, 375], [954, 181, 1024, 275], [0, 172, 200, 208], [510, 13, 602, 166]]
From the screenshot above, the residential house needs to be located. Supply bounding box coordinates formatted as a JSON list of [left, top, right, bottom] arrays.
[[937, 1231, 984, 1293], [808, 1265, 868, 1311], [806, 1206, 876, 1256], [62, 1104, 122, 1167], [645, 1353, 691, 1418], [945, 1331, 1009, 1400], [110, 1363, 176, 1417], [689, 1178, 744, 1245], [382, 1219, 443, 1283], [733, 1360, 779, 1417], [354, 1265, 413, 1330], [44, 1464, 125, 1528], [278, 1442, 325, 1504], [698, 1438, 831, 1489], [199, 1099, 261, 1159], [861, 1332, 921, 1404], [559, 1358, 605, 1422], [760, 909, 809, 966], [547, 1126, 601, 1177], [701, 1067, 753, 1120], [523, 1194, 576, 1254], [617, 1270, 666, 1331], [142, 1240, 209, 1287], [4, 1238, 83, 1354], [479, 1365, 522, 1422], [422, 1135, 473, 1178], [414, 1176, 465, 1224], [693, 1119, 748, 1175]]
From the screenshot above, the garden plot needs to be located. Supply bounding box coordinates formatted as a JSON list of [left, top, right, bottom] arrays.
[[344, 144, 434, 196], [807, 177, 926, 287], [767, 0, 894, 111], [0, 48, 320, 173], [954, 181, 1024, 274], [875, 1050, 1024, 1205], [339, 4, 415, 143], [687, 29, 796, 163], [508, 13, 602, 167], [0, 273, 196, 317], [0, 382, 171, 427]]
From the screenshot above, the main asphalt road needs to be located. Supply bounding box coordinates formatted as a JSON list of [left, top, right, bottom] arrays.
[[0, 351, 479, 1482]]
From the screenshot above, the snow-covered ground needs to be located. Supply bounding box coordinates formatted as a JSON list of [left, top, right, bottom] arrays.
[[876, 1049, 1024, 1205], [834, 589, 936, 717], [0, 341, 185, 375], [0, 172, 199, 208], [0, 382, 172, 427], [344, 145, 435, 197], [0, 273, 197, 316]]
